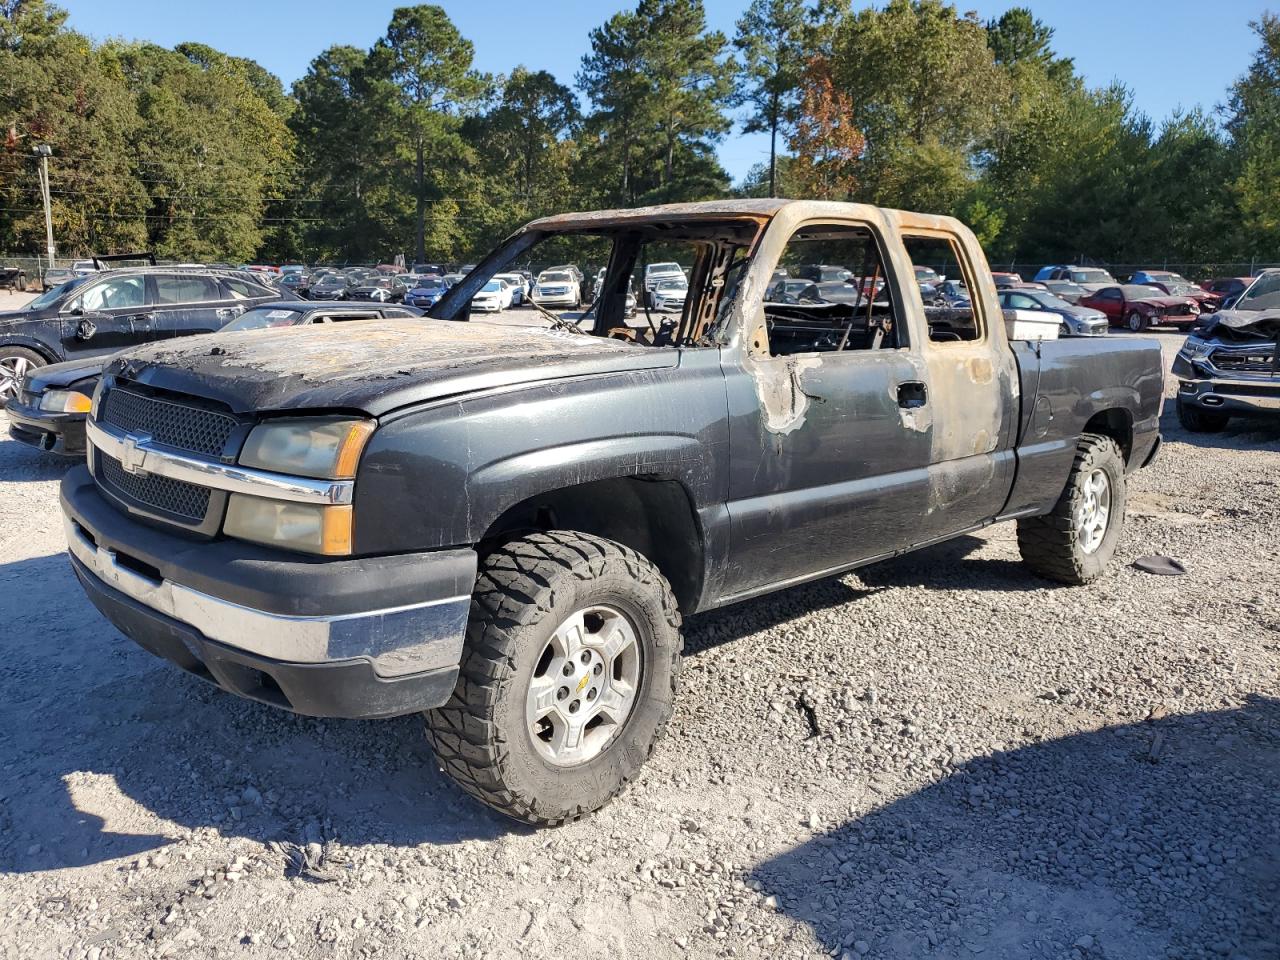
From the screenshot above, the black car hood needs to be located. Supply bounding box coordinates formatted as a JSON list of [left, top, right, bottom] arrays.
[[106, 317, 676, 416], [27, 355, 109, 391]]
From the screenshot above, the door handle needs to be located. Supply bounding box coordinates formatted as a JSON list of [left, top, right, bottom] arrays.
[[130, 312, 156, 325], [897, 381, 928, 408]]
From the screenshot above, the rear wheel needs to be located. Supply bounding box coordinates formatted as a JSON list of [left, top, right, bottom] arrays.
[[1127, 311, 1149, 332], [425, 532, 683, 825], [0, 346, 45, 407], [1176, 398, 1230, 433], [1017, 433, 1127, 585]]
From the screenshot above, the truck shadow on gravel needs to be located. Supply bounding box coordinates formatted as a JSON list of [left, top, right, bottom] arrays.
[[752, 696, 1279, 959], [683, 535, 1035, 658], [0, 555, 515, 876]]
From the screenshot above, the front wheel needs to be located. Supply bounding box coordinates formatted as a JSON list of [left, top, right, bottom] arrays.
[[1017, 433, 1127, 585], [0, 346, 45, 408], [1177, 398, 1229, 433], [1127, 311, 1148, 332], [425, 532, 683, 825]]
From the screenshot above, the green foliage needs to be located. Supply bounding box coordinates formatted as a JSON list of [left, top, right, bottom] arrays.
[[733, 0, 812, 195], [1, 0, 1278, 272], [1226, 14, 1280, 255], [824, 0, 1007, 212], [577, 0, 734, 207]]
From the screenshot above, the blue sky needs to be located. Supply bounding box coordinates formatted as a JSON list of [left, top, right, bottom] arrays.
[[59, 0, 1264, 182]]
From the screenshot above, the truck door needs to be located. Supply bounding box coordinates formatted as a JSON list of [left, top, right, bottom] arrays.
[[898, 230, 1018, 546], [719, 218, 937, 601]]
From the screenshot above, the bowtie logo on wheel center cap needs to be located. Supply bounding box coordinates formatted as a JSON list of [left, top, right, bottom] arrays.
[[575, 672, 591, 694]]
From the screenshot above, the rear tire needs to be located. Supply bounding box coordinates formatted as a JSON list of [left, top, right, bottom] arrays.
[[1017, 433, 1127, 585], [1176, 398, 1229, 433], [425, 532, 683, 826]]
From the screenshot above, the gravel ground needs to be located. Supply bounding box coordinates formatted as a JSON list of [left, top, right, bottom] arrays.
[[0, 331, 1276, 960]]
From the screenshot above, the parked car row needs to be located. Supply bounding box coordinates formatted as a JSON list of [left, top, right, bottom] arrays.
[[6, 289, 424, 455]]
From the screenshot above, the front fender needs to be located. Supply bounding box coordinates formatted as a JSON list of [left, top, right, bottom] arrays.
[[0, 333, 59, 363], [350, 355, 730, 555]]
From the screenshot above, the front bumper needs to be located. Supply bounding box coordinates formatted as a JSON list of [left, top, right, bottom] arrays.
[[61, 467, 476, 718], [533, 292, 576, 306], [1172, 354, 1280, 417], [5, 395, 87, 456]]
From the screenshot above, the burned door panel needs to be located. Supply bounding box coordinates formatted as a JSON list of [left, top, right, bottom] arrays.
[[720, 348, 935, 599]]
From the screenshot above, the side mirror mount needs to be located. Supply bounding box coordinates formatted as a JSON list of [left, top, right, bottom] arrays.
[[76, 318, 97, 341], [1221, 295, 1238, 309]]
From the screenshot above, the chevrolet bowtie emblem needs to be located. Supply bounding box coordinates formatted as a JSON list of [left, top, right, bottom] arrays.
[[118, 432, 152, 475]]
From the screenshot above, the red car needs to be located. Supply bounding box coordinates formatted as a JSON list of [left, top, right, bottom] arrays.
[[1200, 276, 1252, 302], [1078, 284, 1200, 332]]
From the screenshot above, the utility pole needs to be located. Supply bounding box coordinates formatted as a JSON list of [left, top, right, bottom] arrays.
[[33, 144, 55, 266]]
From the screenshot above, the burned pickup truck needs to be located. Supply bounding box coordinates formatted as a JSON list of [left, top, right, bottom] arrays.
[[60, 200, 1163, 824], [1173, 270, 1280, 432]]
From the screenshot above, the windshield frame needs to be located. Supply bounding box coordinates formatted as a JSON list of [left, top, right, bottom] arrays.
[[25, 275, 93, 311]]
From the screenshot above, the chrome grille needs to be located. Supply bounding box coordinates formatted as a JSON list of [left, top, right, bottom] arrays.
[[1211, 349, 1277, 374], [98, 452, 211, 522], [101, 387, 237, 456]]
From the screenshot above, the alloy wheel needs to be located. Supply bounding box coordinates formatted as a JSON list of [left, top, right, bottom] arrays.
[[0, 355, 32, 402], [1074, 468, 1111, 554], [525, 605, 643, 767]]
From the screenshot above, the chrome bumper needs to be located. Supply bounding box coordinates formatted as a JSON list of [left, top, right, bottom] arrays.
[[64, 514, 471, 678]]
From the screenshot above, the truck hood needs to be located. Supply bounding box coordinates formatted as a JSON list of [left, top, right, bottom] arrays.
[[1201, 308, 1280, 342], [104, 317, 677, 416]]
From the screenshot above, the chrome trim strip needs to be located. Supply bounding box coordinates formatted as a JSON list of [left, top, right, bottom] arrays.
[[86, 417, 353, 506], [65, 515, 470, 676]]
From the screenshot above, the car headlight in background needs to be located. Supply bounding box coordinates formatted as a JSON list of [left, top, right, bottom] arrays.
[[239, 416, 375, 480], [39, 389, 93, 414]]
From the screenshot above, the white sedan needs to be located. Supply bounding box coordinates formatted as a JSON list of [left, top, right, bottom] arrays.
[[494, 273, 526, 305], [651, 277, 688, 312], [532, 271, 580, 308], [472, 279, 513, 312]]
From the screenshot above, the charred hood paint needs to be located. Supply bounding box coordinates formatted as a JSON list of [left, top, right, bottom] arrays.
[[104, 317, 675, 416]]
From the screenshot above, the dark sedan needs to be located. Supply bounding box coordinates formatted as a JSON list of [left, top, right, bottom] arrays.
[[347, 276, 406, 303], [998, 289, 1108, 336], [308, 274, 350, 300], [1078, 284, 1200, 332], [278, 272, 311, 296], [6, 300, 422, 456]]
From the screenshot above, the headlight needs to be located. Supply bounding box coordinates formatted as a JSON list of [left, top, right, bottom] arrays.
[[239, 416, 375, 480], [224, 495, 352, 555], [1180, 336, 1214, 361], [39, 389, 93, 413]]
